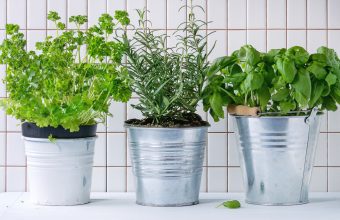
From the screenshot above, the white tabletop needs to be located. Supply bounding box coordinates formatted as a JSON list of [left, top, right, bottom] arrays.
[[1, 192, 340, 220]]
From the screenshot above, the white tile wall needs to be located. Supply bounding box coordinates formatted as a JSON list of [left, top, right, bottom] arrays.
[[328, 0, 340, 28], [307, 0, 327, 29], [208, 167, 228, 192], [27, 0, 46, 29], [267, 30, 286, 49], [147, 0, 166, 29], [329, 168, 340, 192], [6, 167, 26, 192], [247, 0, 266, 29], [247, 30, 266, 51], [208, 0, 227, 29], [92, 167, 107, 192], [208, 133, 228, 166], [307, 30, 327, 53], [107, 167, 126, 192], [267, 0, 286, 29], [0, 0, 6, 29], [1, 0, 340, 193], [88, 0, 106, 27], [228, 0, 246, 29], [310, 167, 327, 192], [0, 167, 4, 192], [0, 133, 5, 166], [287, 0, 306, 29]]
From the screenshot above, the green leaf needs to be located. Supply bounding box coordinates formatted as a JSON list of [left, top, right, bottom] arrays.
[[286, 46, 309, 66], [209, 92, 226, 119], [237, 45, 261, 66], [242, 71, 264, 92], [325, 73, 337, 86], [292, 68, 311, 107], [257, 87, 270, 111], [309, 81, 325, 107], [276, 58, 297, 83], [322, 96, 337, 111], [208, 56, 236, 77], [224, 72, 246, 84], [307, 62, 328, 79], [272, 88, 289, 101], [279, 101, 296, 113], [47, 11, 61, 22], [220, 200, 241, 209]]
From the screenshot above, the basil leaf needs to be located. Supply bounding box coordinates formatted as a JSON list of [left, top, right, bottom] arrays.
[[325, 73, 337, 86], [307, 62, 328, 79], [272, 88, 289, 101], [292, 69, 311, 107], [276, 58, 297, 83]]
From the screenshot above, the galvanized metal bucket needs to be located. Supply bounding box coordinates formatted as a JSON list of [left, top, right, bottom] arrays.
[[24, 137, 96, 206], [126, 125, 208, 207], [233, 109, 321, 205]]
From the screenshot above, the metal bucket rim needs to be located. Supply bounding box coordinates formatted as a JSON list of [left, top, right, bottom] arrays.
[[124, 124, 210, 130], [23, 136, 98, 142], [231, 112, 324, 119]]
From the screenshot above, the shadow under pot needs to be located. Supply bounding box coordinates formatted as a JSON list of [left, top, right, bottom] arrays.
[[125, 123, 208, 207], [232, 109, 322, 205], [22, 122, 97, 206]]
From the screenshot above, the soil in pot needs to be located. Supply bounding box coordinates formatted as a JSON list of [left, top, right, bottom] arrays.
[[125, 113, 210, 128]]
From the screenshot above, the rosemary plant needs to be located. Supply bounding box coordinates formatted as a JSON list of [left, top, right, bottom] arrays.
[[122, 1, 214, 126]]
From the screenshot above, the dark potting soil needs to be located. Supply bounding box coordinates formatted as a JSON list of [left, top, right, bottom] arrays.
[[125, 113, 210, 128]]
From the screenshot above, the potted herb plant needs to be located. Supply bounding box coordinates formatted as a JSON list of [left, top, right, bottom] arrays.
[[203, 45, 340, 205], [0, 11, 131, 205], [120, 3, 213, 207]]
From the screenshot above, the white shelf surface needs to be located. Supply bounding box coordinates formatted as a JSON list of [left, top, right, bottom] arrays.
[[1, 193, 340, 220]]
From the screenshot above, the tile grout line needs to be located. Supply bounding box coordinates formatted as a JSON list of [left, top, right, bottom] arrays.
[[4, 0, 7, 193], [265, 0, 268, 52], [326, 0, 329, 192], [25, 0, 28, 192], [205, 0, 209, 193], [125, 0, 128, 193], [226, 0, 229, 193], [3, 28, 340, 31], [285, 0, 288, 48], [105, 0, 108, 193], [305, 0, 308, 48]]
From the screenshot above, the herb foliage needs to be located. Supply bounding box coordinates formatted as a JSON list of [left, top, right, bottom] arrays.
[[203, 45, 340, 121], [0, 11, 131, 131], [122, 1, 213, 126]]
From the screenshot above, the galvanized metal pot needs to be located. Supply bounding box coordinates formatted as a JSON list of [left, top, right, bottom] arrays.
[[126, 125, 208, 207], [233, 109, 321, 205]]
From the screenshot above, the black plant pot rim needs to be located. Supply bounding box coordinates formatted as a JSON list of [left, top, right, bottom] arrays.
[[21, 122, 97, 139]]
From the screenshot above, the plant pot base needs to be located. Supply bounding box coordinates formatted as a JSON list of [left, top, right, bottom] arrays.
[[136, 201, 199, 207], [135, 175, 202, 207], [245, 200, 308, 206]]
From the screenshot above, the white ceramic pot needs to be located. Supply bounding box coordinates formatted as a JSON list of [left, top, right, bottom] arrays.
[[24, 137, 96, 206]]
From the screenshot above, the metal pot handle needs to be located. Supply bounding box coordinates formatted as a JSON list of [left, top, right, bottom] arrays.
[[305, 107, 319, 125]]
